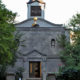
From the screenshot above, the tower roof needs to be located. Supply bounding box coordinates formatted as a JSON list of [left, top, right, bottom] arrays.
[[27, 0, 45, 4]]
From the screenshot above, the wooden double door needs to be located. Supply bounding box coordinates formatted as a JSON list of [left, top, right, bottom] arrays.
[[29, 61, 41, 78]]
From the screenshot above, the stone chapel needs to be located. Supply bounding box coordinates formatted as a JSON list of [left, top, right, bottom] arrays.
[[6, 0, 70, 80]]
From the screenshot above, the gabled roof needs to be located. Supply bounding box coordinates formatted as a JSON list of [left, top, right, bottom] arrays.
[[27, 0, 45, 4], [23, 50, 46, 56], [15, 18, 63, 27]]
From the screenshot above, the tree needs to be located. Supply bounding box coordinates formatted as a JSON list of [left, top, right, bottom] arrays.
[[0, 0, 19, 80], [0, 0, 18, 79], [0, 0, 17, 65], [56, 13, 80, 80], [70, 13, 80, 45], [60, 13, 80, 69]]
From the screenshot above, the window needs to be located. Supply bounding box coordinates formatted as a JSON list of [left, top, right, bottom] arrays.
[[51, 39, 55, 47], [31, 6, 41, 16]]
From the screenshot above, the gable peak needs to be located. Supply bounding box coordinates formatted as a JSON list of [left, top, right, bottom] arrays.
[[28, 0, 45, 4]]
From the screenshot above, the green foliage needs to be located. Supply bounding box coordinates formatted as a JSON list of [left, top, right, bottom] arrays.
[[70, 13, 80, 45], [56, 13, 80, 80], [0, 0, 19, 79], [57, 34, 67, 48], [60, 13, 80, 69], [0, 0, 17, 65], [70, 13, 80, 27], [56, 68, 80, 80]]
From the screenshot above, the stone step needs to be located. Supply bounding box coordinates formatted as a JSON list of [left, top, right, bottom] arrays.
[[27, 78, 42, 80]]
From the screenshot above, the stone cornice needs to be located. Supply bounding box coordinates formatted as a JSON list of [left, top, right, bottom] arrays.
[[16, 27, 65, 32]]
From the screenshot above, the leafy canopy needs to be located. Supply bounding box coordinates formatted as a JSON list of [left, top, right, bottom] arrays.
[[60, 13, 80, 69], [0, 0, 17, 65], [56, 13, 80, 80]]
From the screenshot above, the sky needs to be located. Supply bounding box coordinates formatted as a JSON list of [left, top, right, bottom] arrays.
[[2, 0, 80, 24]]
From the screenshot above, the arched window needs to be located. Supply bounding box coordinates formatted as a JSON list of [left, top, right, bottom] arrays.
[[51, 39, 55, 47]]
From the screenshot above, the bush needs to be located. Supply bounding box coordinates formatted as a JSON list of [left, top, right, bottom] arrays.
[[56, 68, 80, 80]]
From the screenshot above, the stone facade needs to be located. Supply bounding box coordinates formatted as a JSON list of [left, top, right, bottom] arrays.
[[6, 27, 69, 80], [6, 0, 70, 80]]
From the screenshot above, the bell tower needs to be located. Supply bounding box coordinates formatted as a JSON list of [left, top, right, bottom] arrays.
[[27, 0, 45, 19]]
